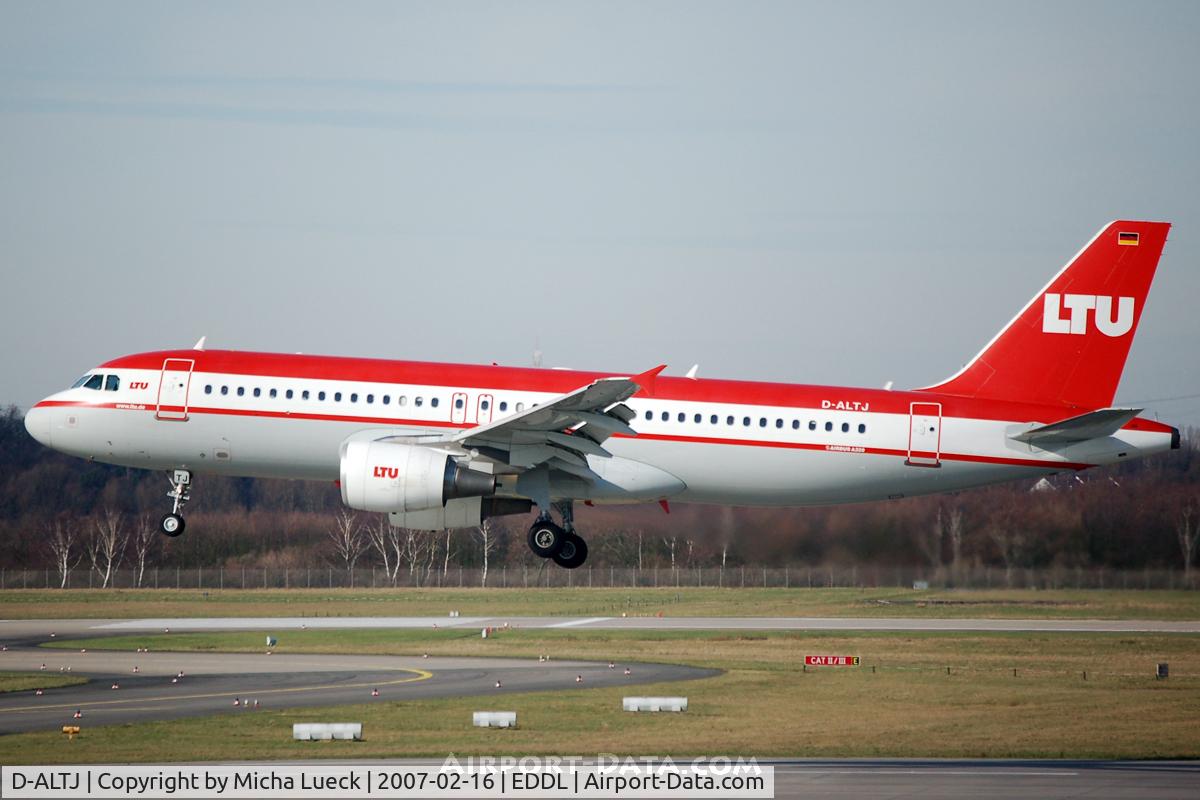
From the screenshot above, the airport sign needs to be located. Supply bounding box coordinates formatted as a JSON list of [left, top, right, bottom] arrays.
[[804, 655, 860, 666]]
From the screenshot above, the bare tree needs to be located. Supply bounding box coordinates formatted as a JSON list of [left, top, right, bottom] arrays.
[[442, 528, 456, 580], [989, 523, 1026, 588], [128, 514, 158, 588], [918, 507, 945, 569], [662, 535, 678, 571], [45, 519, 81, 589], [401, 528, 433, 584], [474, 519, 496, 587], [86, 509, 128, 589], [945, 506, 965, 583], [365, 516, 403, 585], [327, 510, 367, 586], [1178, 501, 1199, 585]]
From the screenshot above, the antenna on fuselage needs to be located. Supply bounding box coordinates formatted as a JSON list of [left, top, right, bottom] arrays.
[[532, 335, 543, 368], [685, 364, 699, 379], [193, 336, 207, 351]]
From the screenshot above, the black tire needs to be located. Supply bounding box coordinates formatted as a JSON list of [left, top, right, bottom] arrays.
[[159, 513, 185, 537], [527, 521, 564, 558], [553, 533, 588, 569]]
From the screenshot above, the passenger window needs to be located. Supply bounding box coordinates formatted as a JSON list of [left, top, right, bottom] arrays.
[[398, 396, 406, 406], [270, 389, 278, 399], [743, 417, 751, 426], [727, 415, 734, 425], [710, 414, 718, 424], [351, 393, 359, 403], [204, 384, 213, 395], [759, 417, 767, 428], [678, 413, 686, 423], [499, 401, 507, 411], [842, 422, 850, 433], [825, 421, 833, 432], [285, 389, 293, 400], [221, 386, 229, 396], [366, 394, 374, 404], [382, 395, 390, 405], [792, 420, 800, 430], [302, 390, 310, 400], [455, 397, 464, 409], [775, 419, 783, 429], [415, 397, 423, 407], [858, 423, 866, 433], [105, 375, 120, 391], [809, 420, 816, 431], [253, 388, 261, 398], [694, 413, 702, 423], [237, 387, 244, 397], [318, 391, 326, 401], [516, 402, 524, 412], [481, 400, 489, 410], [334, 392, 342, 402], [661, 411, 669, 422], [645, 410, 653, 421], [431, 398, 439, 408]]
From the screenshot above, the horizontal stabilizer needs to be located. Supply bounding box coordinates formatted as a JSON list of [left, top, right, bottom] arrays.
[[1010, 408, 1142, 446]]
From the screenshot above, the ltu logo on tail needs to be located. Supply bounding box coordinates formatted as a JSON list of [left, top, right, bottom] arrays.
[[1042, 293, 1134, 337]]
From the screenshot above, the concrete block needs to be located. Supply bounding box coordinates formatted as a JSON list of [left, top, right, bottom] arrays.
[[293, 722, 362, 741], [623, 696, 687, 712], [473, 711, 517, 728]]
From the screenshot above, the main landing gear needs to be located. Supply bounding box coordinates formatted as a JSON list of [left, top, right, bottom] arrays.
[[527, 501, 588, 569], [158, 469, 191, 538]]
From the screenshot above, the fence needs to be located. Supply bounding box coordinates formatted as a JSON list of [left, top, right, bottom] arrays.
[[1, 564, 1195, 591]]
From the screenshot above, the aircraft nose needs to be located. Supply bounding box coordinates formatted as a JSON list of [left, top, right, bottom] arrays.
[[24, 405, 51, 447]]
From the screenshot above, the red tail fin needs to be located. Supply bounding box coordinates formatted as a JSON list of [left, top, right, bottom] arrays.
[[921, 220, 1170, 409]]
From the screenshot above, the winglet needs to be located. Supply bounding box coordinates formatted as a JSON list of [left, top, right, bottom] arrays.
[[630, 364, 668, 397]]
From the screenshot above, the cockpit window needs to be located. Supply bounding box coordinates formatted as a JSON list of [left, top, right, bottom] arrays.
[[105, 375, 120, 391], [82, 374, 103, 391], [70, 375, 91, 389]]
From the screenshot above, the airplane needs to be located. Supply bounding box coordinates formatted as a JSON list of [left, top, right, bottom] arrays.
[[23, 220, 1178, 569]]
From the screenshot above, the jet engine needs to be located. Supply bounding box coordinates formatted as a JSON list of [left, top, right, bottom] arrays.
[[339, 440, 495, 513]]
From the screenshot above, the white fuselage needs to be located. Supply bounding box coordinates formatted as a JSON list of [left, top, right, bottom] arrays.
[[24, 359, 1174, 507]]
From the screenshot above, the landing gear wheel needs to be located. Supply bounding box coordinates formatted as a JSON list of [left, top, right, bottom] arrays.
[[552, 533, 588, 569], [528, 520, 565, 558], [159, 513, 185, 538]]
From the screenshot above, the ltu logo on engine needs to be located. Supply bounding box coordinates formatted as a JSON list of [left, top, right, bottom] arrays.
[[1042, 293, 1134, 337], [373, 466, 400, 479]]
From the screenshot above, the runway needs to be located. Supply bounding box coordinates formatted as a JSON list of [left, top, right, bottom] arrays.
[[0, 627, 715, 734], [1, 614, 1196, 638]]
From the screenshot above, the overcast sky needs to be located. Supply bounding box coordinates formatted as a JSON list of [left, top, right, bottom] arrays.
[[2, 1, 1198, 426]]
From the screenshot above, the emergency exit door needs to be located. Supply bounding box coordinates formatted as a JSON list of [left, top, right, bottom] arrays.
[[156, 359, 194, 421], [906, 402, 942, 467]]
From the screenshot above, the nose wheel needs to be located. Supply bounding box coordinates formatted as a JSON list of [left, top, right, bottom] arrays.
[[159, 469, 192, 538], [526, 501, 588, 569], [159, 513, 185, 537]]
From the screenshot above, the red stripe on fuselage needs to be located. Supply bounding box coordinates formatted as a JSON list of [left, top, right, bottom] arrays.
[[100, 349, 1109, 424]]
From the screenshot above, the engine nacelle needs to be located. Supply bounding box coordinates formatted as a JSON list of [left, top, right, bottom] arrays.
[[340, 440, 495, 513]]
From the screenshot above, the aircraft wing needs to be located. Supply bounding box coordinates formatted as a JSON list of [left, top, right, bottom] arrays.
[[1010, 408, 1142, 446], [433, 365, 665, 477]]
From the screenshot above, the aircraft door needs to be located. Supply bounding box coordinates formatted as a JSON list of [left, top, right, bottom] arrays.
[[906, 402, 942, 467], [476, 393, 494, 424], [451, 392, 468, 424], [156, 358, 195, 421]]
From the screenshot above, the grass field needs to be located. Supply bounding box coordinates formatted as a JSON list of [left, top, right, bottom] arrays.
[[3, 587, 1200, 620], [0, 672, 86, 694], [6, 627, 1199, 763]]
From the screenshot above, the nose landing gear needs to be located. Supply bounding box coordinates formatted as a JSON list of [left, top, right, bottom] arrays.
[[158, 469, 191, 537], [526, 501, 588, 569]]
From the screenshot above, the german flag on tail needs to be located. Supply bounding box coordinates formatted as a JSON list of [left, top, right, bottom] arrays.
[[1118, 231, 1140, 246]]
